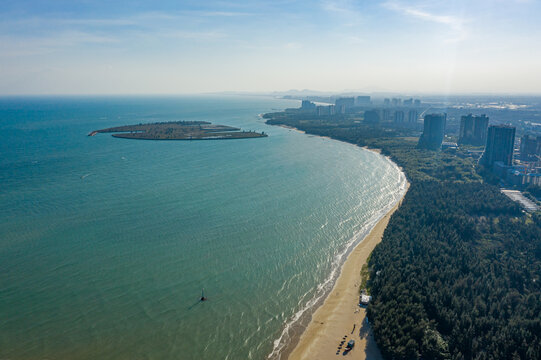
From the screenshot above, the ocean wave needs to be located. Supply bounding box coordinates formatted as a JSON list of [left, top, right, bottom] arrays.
[[267, 153, 407, 360]]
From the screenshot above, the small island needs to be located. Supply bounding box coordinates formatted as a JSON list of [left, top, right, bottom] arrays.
[[89, 121, 267, 140]]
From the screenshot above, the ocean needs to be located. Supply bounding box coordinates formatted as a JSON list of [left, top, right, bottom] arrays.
[[0, 95, 406, 359]]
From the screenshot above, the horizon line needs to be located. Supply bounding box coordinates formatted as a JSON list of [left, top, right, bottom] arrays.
[[2, 91, 541, 97]]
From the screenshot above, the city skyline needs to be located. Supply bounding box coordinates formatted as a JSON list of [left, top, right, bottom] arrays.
[[2, 0, 541, 95]]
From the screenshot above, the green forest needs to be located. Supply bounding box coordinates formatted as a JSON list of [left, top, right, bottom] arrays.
[[264, 112, 541, 359]]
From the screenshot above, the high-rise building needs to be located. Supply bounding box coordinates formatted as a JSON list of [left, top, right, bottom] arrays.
[[403, 98, 413, 106], [391, 98, 402, 107], [459, 114, 474, 142], [316, 105, 335, 116], [383, 98, 390, 106], [301, 100, 316, 110], [364, 110, 380, 123], [473, 115, 490, 145], [519, 134, 541, 161], [481, 125, 516, 167], [335, 97, 355, 110], [459, 114, 489, 145], [329, 105, 335, 115], [418, 113, 446, 149], [407, 110, 418, 123], [394, 110, 405, 123], [355, 96, 371, 106], [414, 99, 421, 107], [382, 109, 392, 121]]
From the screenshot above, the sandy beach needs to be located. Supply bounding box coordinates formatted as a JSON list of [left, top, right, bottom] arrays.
[[287, 184, 408, 360], [278, 124, 306, 134]]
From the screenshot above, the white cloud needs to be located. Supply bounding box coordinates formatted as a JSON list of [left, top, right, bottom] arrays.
[[0, 10, 249, 33], [0, 31, 119, 58], [0, 10, 231, 58], [383, 1, 468, 42]]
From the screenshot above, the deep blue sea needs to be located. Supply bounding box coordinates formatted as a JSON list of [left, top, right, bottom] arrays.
[[0, 95, 406, 360]]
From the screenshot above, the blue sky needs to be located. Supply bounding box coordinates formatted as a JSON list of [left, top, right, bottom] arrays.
[[1, 0, 540, 94]]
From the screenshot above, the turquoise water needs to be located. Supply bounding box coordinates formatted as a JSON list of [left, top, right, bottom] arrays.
[[0, 96, 406, 360]]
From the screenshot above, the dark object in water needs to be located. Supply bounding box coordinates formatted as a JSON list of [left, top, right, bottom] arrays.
[[200, 288, 207, 301]]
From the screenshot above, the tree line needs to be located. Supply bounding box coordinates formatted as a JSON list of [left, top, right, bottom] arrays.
[[264, 113, 541, 359]]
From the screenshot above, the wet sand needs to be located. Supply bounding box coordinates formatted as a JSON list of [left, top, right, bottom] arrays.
[[287, 186, 408, 360]]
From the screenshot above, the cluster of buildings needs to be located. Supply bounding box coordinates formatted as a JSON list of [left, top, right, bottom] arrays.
[[297, 96, 541, 187], [475, 125, 541, 187], [419, 113, 541, 186], [297, 94, 541, 189], [383, 97, 421, 107], [301, 96, 372, 116], [369, 97, 421, 125], [506, 134, 541, 186], [300, 96, 421, 124]]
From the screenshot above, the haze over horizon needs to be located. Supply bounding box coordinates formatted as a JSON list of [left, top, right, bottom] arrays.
[[2, 0, 541, 95]]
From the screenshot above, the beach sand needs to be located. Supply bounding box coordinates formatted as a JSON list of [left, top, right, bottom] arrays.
[[287, 186, 408, 360], [278, 124, 306, 134]]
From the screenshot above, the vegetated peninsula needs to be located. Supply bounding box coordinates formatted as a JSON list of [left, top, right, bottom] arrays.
[[89, 121, 267, 140]]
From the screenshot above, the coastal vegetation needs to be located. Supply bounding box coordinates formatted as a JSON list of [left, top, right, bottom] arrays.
[[264, 112, 541, 360], [90, 121, 267, 140], [523, 184, 541, 204]]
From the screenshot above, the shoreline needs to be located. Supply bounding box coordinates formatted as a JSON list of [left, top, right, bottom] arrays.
[[278, 124, 306, 134], [286, 187, 408, 360], [268, 122, 409, 360]]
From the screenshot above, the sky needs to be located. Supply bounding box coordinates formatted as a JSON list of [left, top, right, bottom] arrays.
[[1, 0, 541, 95]]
